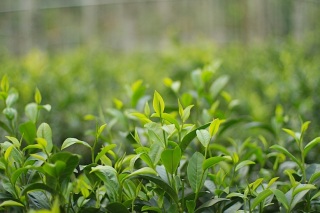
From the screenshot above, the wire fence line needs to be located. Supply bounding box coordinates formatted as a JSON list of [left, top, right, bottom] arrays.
[[0, 0, 319, 55]]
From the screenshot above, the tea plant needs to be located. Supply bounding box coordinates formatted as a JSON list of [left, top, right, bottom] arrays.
[[1, 63, 320, 213]]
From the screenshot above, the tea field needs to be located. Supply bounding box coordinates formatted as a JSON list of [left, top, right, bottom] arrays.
[[1, 39, 320, 212]]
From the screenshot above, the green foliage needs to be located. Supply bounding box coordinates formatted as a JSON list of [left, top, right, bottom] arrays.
[[1, 41, 320, 212]]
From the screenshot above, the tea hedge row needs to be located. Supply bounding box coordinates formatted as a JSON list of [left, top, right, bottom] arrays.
[[1, 65, 320, 213]]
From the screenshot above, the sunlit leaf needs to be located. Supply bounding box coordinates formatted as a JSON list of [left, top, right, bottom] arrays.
[[61, 138, 91, 150]]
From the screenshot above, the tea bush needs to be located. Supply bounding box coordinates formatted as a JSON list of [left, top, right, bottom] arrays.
[[1, 55, 320, 213]]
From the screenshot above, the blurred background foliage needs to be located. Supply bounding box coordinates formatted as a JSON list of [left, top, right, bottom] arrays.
[[0, 0, 319, 145]]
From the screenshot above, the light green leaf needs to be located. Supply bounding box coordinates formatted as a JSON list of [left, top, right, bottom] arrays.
[[309, 171, 320, 184], [196, 129, 211, 148], [6, 89, 19, 107], [304, 137, 320, 158], [97, 124, 107, 137], [25, 103, 38, 123], [270, 145, 302, 172], [301, 121, 311, 135], [180, 123, 210, 152], [35, 88, 42, 104], [36, 138, 47, 149], [272, 189, 289, 210], [226, 192, 246, 199], [209, 75, 229, 99], [5, 136, 20, 148], [0, 200, 24, 208], [203, 156, 226, 170], [61, 138, 91, 150], [37, 123, 53, 153], [282, 128, 298, 141], [144, 101, 150, 117], [1, 74, 9, 92], [95, 144, 117, 164], [251, 189, 273, 211], [153, 90, 165, 116], [209, 118, 221, 137], [122, 167, 157, 182], [267, 177, 279, 188], [235, 160, 255, 172], [311, 191, 320, 201], [4, 145, 14, 161], [131, 112, 152, 124], [23, 144, 42, 151]]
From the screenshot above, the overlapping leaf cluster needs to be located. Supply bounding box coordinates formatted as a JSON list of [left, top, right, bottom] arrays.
[[1, 61, 320, 213]]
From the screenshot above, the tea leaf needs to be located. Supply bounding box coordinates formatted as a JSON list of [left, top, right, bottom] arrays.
[[6, 89, 19, 107], [304, 137, 320, 158], [5, 136, 20, 148], [123, 167, 157, 182], [35, 88, 42, 104], [282, 128, 298, 141], [203, 156, 226, 170], [187, 152, 206, 193], [209, 118, 221, 137], [180, 123, 210, 152], [309, 171, 320, 184], [106, 202, 130, 213], [301, 121, 311, 135], [37, 123, 53, 153], [0, 200, 24, 208], [153, 90, 165, 116], [235, 160, 255, 172], [95, 144, 117, 164], [19, 121, 37, 144], [196, 129, 210, 148], [1, 75, 9, 92], [20, 183, 55, 196], [209, 75, 229, 99], [272, 189, 289, 210], [267, 177, 279, 188], [61, 138, 91, 150], [186, 200, 196, 213], [135, 174, 179, 204], [25, 103, 38, 123], [251, 189, 272, 211], [195, 198, 229, 213], [161, 146, 181, 174], [270, 145, 301, 170]]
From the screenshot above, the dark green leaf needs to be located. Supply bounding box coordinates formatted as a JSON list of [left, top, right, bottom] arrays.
[[187, 152, 206, 193], [106, 202, 130, 213], [19, 121, 37, 145], [136, 174, 179, 204], [20, 183, 55, 196], [195, 198, 229, 213], [161, 146, 182, 174]]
